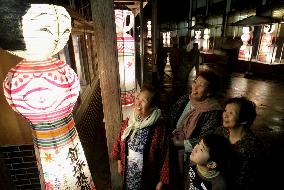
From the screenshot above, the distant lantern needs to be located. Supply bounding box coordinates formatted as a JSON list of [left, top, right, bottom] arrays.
[[147, 20, 152, 38], [194, 30, 202, 49], [3, 4, 95, 189], [166, 32, 171, 47], [203, 28, 210, 52], [115, 9, 136, 106], [258, 24, 277, 63], [239, 26, 252, 60]]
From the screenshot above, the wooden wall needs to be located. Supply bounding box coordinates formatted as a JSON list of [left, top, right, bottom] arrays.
[[0, 49, 32, 145]]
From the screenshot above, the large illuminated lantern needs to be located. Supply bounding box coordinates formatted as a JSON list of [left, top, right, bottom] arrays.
[[115, 9, 136, 106], [258, 24, 277, 63], [3, 4, 95, 189], [239, 26, 252, 60]]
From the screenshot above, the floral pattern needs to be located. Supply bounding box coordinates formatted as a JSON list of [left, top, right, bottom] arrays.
[[125, 128, 149, 190]]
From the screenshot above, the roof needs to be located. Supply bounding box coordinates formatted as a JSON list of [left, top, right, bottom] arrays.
[[231, 15, 281, 26]]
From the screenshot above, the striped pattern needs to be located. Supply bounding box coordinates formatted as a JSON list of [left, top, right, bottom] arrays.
[[3, 58, 80, 123], [117, 36, 135, 53], [31, 114, 77, 149], [121, 88, 135, 106]]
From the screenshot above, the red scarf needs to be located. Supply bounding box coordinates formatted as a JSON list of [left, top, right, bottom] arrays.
[[182, 97, 222, 139]]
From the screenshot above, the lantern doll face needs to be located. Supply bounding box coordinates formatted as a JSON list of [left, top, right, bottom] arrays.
[[115, 9, 134, 34], [10, 4, 71, 61], [195, 30, 201, 39], [241, 27, 251, 45], [264, 24, 275, 34], [204, 28, 210, 40]]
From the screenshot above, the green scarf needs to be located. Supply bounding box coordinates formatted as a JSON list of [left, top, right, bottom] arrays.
[[121, 108, 161, 140]]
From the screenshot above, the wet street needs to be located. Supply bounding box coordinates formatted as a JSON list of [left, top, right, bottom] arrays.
[[143, 58, 284, 189]]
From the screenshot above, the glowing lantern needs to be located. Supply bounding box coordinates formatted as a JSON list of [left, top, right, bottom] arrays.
[[147, 20, 152, 38], [3, 4, 95, 189], [166, 32, 171, 47], [239, 26, 252, 60], [202, 28, 210, 52], [194, 30, 202, 49], [115, 9, 136, 106], [162, 33, 167, 46], [258, 24, 277, 63]]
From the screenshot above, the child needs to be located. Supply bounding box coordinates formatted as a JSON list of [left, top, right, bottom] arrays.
[[185, 134, 232, 190]]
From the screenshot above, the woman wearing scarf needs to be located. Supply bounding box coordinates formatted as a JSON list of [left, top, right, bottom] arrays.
[[111, 85, 169, 190], [170, 71, 223, 189]]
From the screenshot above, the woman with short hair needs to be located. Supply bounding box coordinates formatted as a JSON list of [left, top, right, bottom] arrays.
[[111, 84, 169, 190]]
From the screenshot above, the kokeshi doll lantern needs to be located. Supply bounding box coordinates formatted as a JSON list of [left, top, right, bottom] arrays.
[[2, 4, 95, 189], [115, 9, 136, 106]]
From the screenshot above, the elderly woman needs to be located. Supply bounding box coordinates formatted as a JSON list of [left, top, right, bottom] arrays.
[[170, 70, 223, 184], [218, 97, 263, 190], [111, 85, 169, 190]]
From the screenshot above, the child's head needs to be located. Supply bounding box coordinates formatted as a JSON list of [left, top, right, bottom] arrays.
[[190, 134, 232, 172]]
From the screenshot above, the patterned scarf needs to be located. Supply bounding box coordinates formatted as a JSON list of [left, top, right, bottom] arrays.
[[182, 97, 222, 139], [121, 108, 161, 140]]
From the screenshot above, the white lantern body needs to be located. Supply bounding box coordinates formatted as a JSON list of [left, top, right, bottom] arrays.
[[115, 9, 136, 106]]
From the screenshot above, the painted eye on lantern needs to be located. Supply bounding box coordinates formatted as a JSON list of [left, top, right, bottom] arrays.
[[24, 87, 58, 110], [62, 29, 71, 35], [40, 27, 53, 35]]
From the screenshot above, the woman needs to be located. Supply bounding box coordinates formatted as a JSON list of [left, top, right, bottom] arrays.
[[111, 85, 169, 190], [219, 97, 263, 190], [170, 71, 223, 189], [171, 70, 223, 153]]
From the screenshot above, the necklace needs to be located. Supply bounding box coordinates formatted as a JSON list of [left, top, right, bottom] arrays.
[[197, 165, 220, 179]]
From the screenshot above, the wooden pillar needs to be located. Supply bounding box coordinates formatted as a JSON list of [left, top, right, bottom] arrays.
[[152, 0, 158, 85], [90, 0, 123, 189]]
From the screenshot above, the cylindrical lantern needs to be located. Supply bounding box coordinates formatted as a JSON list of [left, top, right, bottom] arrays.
[[115, 9, 136, 106], [203, 28, 210, 52], [3, 4, 95, 189]]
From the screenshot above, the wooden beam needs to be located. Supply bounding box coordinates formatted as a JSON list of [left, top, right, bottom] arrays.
[[90, 0, 123, 189]]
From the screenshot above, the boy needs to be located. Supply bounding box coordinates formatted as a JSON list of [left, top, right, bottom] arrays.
[[185, 134, 232, 190]]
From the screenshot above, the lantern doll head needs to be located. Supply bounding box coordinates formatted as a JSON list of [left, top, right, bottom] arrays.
[[115, 9, 134, 35], [195, 30, 201, 39], [9, 4, 71, 61], [241, 27, 251, 45], [203, 28, 210, 40], [262, 24, 275, 46], [3, 4, 79, 124]]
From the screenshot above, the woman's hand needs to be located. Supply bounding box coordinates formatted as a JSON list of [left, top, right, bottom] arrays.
[[156, 181, 163, 190], [172, 135, 185, 147], [117, 160, 123, 176], [172, 128, 185, 140]]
